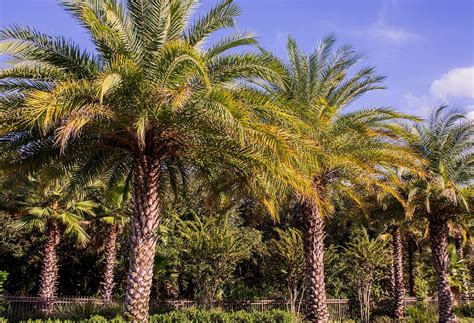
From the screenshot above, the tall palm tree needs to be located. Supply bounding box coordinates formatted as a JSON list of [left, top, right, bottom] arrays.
[[15, 179, 95, 314], [0, 0, 309, 319], [266, 36, 421, 321], [408, 106, 473, 322], [96, 181, 130, 302]]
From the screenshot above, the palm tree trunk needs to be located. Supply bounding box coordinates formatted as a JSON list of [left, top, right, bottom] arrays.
[[302, 194, 330, 322], [101, 223, 119, 302], [391, 226, 405, 318], [124, 155, 161, 321], [407, 235, 417, 297], [39, 219, 60, 315], [429, 220, 457, 323]]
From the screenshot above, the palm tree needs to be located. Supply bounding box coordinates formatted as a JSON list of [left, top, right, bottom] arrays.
[[96, 181, 130, 302], [266, 36, 421, 321], [388, 224, 405, 318], [371, 168, 426, 318], [0, 1, 309, 319], [15, 179, 94, 314], [408, 106, 473, 322]]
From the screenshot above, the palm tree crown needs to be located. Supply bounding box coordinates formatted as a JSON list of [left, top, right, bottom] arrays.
[[409, 106, 473, 218]]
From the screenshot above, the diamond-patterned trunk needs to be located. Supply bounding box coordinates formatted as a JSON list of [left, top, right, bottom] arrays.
[[302, 193, 330, 322], [101, 223, 119, 302], [429, 220, 457, 323], [124, 155, 161, 321], [39, 220, 60, 315]]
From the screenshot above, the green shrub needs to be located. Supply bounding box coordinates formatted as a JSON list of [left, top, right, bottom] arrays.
[[52, 303, 122, 320], [12, 308, 295, 322], [52, 303, 101, 320], [0, 272, 7, 293], [0, 272, 8, 315], [455, 302, 474, 317], [149, 308, 295, 322], [83, 315, 125, 322], [405, 304, 438, 321], [371, 316, 392, 323], [84, 315, 108, 322], [21, 320, 75, 323]]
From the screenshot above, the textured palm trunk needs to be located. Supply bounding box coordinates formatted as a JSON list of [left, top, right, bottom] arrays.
[[454, 235, 468, 297], [407, 235, 417, 297], [39, 220, 60, 315], [101, 223, 119, 302], [124, 155, 161, 321], [302, 190, 330, 322], [391, 226, 405, 318], [429, 220, 457, 323]]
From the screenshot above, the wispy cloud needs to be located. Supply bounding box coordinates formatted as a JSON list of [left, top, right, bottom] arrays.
[[368, 23, 417, 43], [364, 0, 419, 44]]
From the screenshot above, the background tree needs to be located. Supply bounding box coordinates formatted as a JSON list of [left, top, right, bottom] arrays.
[[15, 179, 95, 313], [95, 181, 130, 302], [342, 227, 391, 323], [407, 106, 473, 322], [263, 227, 306, 315], [174, 212, 260, 308]]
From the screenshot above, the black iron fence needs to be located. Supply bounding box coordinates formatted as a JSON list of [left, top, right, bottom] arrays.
[[0, 294, 472, 322]]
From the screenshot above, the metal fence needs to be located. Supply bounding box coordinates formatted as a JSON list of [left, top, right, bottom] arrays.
[[1, 295, 472, 322], [1, 295, 351, 321]]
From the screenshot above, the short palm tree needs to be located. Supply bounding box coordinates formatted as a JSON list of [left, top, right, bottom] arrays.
[[266, 36, 422, 321], [407, 106, 473, 322], [96, 181, 130, 302], [371, 167, 426, 318], [15, 179, 95, 313], [370, 201, 407, 319], [0, 0, 309, 319]]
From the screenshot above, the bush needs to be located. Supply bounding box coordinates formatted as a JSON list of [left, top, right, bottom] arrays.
[[455, 302, 474, 317], [52, 303, 122, 321], [405, 304, 438, 321], [150, 308, 295, 322], [5, 308, 295, 322], [84, 315, 125, 322], [0, 272, 8, 315]]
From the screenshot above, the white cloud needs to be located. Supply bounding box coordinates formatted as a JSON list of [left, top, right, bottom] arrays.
[[429, 66, 474, 100], [403, 66, 474, 117], [403, 93, 434, 116]]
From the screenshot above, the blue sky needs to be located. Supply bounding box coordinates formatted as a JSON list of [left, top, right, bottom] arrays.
[[1, 0, 473, 117]]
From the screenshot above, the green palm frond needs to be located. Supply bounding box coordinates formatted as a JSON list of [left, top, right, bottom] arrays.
[[0, 24, 98, 77]]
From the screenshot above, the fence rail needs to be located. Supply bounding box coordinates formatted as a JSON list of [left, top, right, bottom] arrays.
[[1, 295, 472, 322]]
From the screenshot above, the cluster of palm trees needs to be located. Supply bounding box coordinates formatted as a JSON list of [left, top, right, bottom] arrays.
[[0, 0, 471, 322]]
